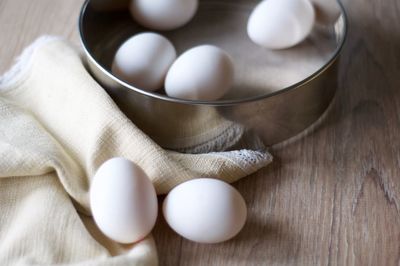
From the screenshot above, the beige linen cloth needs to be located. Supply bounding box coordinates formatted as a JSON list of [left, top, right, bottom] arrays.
[[0, 37, 272, 265]]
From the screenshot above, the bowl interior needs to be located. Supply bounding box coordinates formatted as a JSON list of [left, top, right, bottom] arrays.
[[80, 0, 346, 102]]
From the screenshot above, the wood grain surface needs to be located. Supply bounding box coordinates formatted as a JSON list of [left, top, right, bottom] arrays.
[[1, 0, 400, 265]]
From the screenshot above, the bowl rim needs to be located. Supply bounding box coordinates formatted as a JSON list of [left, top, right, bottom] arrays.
[[78, 0, 348, 107]]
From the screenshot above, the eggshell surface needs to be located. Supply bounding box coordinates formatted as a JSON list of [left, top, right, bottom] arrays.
[[311, 0, 341, 24], [112, 32, 176, 91], [163, 178, 247, 243], [165, 45, 234, 101], [90, 157, 158, 244], [130, 0, 198, 30], [247, 0, 315, 49]]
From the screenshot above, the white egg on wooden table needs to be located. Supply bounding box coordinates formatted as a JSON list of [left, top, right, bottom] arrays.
[[130, 0, 198, 30], [247, 0, 315, 49], [162, 178, 247, 244], [90, 157, 158, 244], [165, 45, 234, 101], [112, 32, 176, 91]]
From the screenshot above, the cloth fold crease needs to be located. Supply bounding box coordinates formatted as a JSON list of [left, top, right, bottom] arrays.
[[0, 36, 272, 265]]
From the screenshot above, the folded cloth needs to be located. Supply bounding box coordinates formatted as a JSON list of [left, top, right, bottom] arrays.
[[0, 36, 272, 265]]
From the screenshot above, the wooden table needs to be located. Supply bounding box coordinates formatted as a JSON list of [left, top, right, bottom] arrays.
[[1, 0, 399, 265]]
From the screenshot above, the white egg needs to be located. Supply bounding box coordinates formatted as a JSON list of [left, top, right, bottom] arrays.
[[163, 178, 247, 243], [129, 0, 198, 30], [165, 45, 234, 101], [112, 32, 176, 91], [311, 0, 341, 24], [247, 0, 315, 49], [90, 157, 158, 244]]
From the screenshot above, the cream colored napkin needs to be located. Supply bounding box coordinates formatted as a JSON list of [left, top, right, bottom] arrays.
[[0, 37, 272, 265]]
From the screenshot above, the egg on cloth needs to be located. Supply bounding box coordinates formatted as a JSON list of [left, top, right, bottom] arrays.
[[247, 0, 315, 49], [129, 0, 198, 30], [90, 157, 158, 244], [112, 32, 176, 91], [165, 45, 234, 101], [162, 178, 247, 243]]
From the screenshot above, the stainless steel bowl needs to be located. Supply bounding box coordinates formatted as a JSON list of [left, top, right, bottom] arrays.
[[79, 0, 347, 147]]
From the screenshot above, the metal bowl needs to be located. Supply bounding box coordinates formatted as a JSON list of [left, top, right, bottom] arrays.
[[79, 0, 347, 147]]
